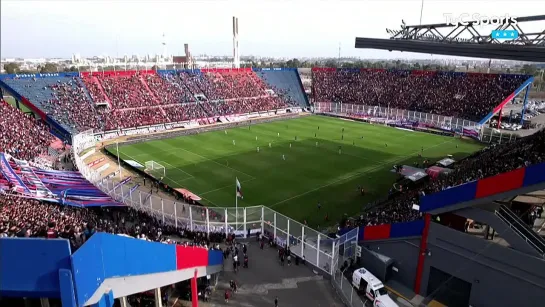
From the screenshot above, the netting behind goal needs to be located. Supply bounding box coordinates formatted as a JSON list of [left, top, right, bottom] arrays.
[[145, 161, 165, 179]]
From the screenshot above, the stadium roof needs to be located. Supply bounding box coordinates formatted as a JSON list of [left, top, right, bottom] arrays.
[[355, 38, 545, 62], [356, 15, 545, 62]]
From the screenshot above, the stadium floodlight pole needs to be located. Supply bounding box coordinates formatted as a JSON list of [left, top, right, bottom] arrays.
[[116, 141, 121, 180], [419, 0, 424, 25]]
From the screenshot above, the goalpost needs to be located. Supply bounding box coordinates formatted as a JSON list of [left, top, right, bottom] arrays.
[[145, 161, 166, 178]]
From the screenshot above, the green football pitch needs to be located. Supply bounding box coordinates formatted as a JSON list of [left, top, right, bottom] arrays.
[[3, 96, 32, 113], [109, 115, 483, 227]]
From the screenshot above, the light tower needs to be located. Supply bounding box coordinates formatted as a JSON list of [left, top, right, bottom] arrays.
[[232, 16, 240, 68]]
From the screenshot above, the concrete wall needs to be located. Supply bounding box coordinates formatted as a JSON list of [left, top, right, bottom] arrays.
[[420, 223, 545, 307], [361, 238, 421, 288]]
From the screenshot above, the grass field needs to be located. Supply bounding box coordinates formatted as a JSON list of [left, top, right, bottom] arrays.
[[3, 96, 32, 113], [109, 115, 483, 227]]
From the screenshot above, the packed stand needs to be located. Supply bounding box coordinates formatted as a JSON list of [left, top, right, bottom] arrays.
[[425, 128, 545, 194], [0, 194, 224, 251], [355, 191, 423, 227], [178, 71, 208, 96], [354, 128, 545, 227], [0, 100, 53, 161], [214, 97, 289, 116], [145, 74, 195, 104], [197, 100, 217, 116], [81, 76, 110, 105], [203, 71, 268, 100], [105, 108, 169, 130], [47, 78, 103, 132], [98, 75, 158, 109], [313, 69, 528, 122], [163, 104, 209, 122]]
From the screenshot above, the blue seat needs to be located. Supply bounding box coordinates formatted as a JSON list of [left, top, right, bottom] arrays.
[[255, 70, 308, 107]]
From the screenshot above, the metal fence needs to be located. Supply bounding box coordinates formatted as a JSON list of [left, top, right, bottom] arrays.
[[330, 228, 367, 307], [480, 127, 520, 144], [316, 102, 480, 131]]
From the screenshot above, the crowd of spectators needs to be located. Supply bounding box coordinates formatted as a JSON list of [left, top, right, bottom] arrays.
[[204, 71, 268, 100], [145, 74, 195, 104], [47, 79, 103, 132], [81, 76, 110, 105], [98, 75, 158, 109], [354, 128, 545, 227], [7, 70, 295, 132], [105, 108, 168, 130], [214, 97, 289, 116], [163, 104, 209, 123], [0, 99, 52, 161], [0, 194, 224, 250], [426, 128, 545, 194], [177, 71, 208, 96], [313, 70, 528, 122]]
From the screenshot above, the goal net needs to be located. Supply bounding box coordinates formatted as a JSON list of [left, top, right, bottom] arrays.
[[145, 161, 166, 179]]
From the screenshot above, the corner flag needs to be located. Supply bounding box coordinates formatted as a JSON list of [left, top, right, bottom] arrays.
[[236, 178, 243, 198]]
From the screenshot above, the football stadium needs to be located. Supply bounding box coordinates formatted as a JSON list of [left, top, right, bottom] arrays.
[[1, 2, 545, 307]]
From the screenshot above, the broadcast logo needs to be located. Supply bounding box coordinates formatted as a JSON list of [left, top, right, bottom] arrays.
[[444, 13, 519, 40]]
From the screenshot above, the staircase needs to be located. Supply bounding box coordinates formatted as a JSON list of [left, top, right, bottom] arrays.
[[496, 204, 545, 256], [138, 76, 167, 117], [92, 76, 113, 108], [139, 76, 160, 104]]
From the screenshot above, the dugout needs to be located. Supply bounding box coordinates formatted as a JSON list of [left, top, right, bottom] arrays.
[[392, 165, 428, 193]]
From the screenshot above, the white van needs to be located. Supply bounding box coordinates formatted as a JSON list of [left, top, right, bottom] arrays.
[[352, 267, 399, 307]]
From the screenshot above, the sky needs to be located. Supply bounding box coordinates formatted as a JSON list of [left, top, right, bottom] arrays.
[[1, 0, 544, 59]]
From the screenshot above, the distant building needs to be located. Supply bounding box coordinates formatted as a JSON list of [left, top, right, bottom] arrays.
[[172, 43, 194, 69]]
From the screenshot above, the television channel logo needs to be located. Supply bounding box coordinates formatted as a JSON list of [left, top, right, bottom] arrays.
[[491, 30, 519, 40]]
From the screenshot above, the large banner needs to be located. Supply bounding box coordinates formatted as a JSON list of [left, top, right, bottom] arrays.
[[88, 157, 105, 167], [113, 176, 132, 190], [461, 126, 480, 139]]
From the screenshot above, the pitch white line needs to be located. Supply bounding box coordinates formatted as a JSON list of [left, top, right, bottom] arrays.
[[161, 161, 194, 180], [173, 146, 257, 180], [118, 151, 194, 187], [268, 139, 454, 208]]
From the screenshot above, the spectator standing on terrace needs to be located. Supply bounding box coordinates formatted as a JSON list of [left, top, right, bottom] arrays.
[[83, 223, 96, 242], [0, 99, 52, 161], [47, 222, 58, 238]]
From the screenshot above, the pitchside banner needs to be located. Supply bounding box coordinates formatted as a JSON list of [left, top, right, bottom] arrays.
[[88, 157, 105, 167], [113, 176, 132, 190], [122, 184, 140, 201], [462, 126, 480, 139]]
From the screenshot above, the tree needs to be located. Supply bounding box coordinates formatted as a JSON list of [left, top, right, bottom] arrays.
[[285, 58, 301, 68], [521, 64, 537, 76], [39, 63, 59, 73], [3, 62, 20, 74], [63, 66, 79, 72], [324, 59, 337, 68]]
